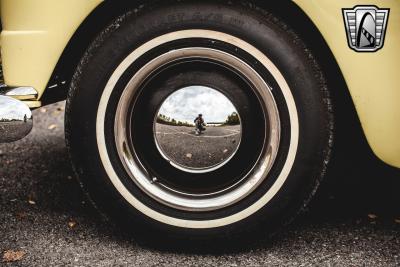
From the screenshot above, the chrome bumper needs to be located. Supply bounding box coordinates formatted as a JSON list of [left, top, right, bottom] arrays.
[[0, 86, 36, 143]]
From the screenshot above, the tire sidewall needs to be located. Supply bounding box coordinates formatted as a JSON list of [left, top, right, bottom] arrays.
[[66, 1, 331, 239]]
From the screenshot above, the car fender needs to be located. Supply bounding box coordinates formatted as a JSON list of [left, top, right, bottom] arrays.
[[1, 0, 399, 167]]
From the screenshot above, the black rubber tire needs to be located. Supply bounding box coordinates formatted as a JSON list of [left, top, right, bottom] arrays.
[[65, 1, 333, 244]]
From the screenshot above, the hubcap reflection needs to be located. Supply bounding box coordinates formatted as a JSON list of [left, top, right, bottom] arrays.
[[154, 86, 242, 173]]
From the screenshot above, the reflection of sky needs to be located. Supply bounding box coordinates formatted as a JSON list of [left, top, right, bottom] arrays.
[[159, 86, 237, 123], [0, 97, 31, 120]]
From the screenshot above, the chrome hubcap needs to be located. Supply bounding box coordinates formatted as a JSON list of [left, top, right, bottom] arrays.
[[154, 85, 242, 173]]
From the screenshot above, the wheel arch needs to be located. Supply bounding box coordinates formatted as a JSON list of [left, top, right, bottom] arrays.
[[44, 0, 367, 162], [43, 1, 351, 108]]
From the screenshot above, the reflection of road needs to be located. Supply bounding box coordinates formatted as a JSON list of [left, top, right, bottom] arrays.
[[0, 121, 33, 143], [155, 124, 241, 169]]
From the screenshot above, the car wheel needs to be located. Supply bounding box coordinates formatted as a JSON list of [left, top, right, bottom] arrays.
[[66, 1, 333, 242]]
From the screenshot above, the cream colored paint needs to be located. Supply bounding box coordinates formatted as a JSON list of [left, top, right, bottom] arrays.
[[294, 0, 400, 167], [1, 0, 399, 167], [0, 0, 102, 97]]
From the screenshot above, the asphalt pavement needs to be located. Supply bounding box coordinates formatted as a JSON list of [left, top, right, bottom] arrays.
[[1, 102, 400, 266]]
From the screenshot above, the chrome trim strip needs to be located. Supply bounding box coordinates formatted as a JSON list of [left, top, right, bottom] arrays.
[[0, 86, 38, 100]]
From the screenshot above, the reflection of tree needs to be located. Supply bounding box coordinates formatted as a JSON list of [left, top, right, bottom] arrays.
[[157, 114, 194, 127], [224, 112, 240, 125], [0, 118, 17, 122], [0, 53, 3, 84], [0, 118, 29, 122], [0, 114, 30, 123]]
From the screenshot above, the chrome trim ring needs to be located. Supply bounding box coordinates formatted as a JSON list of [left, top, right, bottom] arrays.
[[97, 30, 299, 228], [114, 47, 280, 211]]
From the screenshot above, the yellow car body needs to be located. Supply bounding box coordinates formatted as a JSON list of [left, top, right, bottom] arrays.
[[1, 0, 399, 167]]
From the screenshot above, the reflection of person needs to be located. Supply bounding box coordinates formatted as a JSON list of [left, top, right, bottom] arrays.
[[194, 114, 206, 135]]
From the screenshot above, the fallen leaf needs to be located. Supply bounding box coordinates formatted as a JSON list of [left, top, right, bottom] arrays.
[[52, 110, 62, 116], [15, 212, 27, 220], [3, 250, 26, 262], [68, 220, 77, 229], [186, 153, 192, 159], [368, 214, 378, 220], [48, 124, 57, 130]]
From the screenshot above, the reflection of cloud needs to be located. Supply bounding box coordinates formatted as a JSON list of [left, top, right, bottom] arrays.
[[159, 86, 237, 123], [0, 97, 31, 121]]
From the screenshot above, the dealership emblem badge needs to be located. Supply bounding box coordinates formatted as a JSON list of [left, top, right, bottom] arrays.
[[343, 6, 390, 52]]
